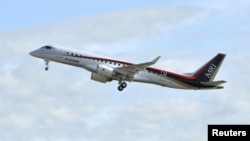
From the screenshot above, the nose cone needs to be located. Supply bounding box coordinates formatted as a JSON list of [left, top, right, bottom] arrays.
[[29, 49, 41, 57]]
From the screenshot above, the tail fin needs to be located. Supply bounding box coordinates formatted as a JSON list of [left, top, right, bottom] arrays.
[[192, 53, 226, 82]]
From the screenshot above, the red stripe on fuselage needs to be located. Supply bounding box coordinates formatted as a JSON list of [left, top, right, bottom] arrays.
[[81, 56, 195, 80]]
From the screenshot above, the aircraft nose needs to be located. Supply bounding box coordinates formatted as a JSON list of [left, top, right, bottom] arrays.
[[29, 49, 41, 57]]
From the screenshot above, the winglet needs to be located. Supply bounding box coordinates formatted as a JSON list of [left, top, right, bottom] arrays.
[[152, 56, 161, 64]]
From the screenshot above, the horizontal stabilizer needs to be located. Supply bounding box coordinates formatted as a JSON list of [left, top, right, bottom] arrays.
[[200, 80, 226, 86]]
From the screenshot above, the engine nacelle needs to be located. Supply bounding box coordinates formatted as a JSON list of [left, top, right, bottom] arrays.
[[96, 64, 114, 78], [91, 73, 112, 83]]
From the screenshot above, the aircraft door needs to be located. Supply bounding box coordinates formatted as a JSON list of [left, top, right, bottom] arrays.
[[160, 70, 167, 81]]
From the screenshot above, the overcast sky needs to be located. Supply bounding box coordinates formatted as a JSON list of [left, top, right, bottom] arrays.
[[0, 0, 250, 141]]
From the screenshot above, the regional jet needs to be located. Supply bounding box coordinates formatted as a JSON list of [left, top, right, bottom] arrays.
[[29, 45, 226, 91]]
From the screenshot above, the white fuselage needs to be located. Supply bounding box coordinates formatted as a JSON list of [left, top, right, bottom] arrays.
[[30, 46, 192, 89]]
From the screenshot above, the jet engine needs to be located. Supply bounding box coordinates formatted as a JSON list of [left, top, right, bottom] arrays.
[[96, 64, 115, 78], [90, 65, 115, 83], [91, 73, 112, 83]]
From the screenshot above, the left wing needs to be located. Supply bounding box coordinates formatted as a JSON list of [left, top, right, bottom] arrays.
[[115, 56, 160, 79]]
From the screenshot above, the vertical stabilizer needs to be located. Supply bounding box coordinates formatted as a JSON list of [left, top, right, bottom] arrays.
[[192, 53, 226, 82]]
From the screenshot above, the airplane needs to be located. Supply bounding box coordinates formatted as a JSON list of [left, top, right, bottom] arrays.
[[29, 45, 226, 91]]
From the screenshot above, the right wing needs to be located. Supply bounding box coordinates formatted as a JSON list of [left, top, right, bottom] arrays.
[[114, 56, 161, 79]]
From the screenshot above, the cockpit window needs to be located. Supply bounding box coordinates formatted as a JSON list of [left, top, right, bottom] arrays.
[[44, 46, 52, 49]]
